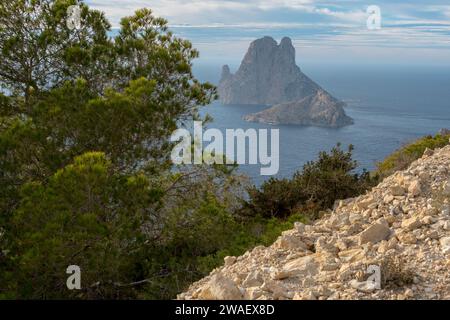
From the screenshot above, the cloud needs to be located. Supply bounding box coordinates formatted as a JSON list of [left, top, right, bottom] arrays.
[[313, 7, 366, 22], [86, 0, 450, 62], [86, 0, 450, 27], [86, 0, 375, 27]]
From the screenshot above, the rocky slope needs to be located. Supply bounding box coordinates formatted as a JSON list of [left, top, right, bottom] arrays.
[[179, 144, 450, 300], [243, 89, 353, 127]]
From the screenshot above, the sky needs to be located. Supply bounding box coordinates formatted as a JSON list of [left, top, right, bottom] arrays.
[[85, 0, 450, 66]]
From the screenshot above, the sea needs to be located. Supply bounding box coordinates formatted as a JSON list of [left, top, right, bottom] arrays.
[[172, 27, 450, 186]]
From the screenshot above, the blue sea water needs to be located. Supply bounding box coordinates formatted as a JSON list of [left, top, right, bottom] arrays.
[[193, 64, 450, 185], [171, 27, 450, 185]]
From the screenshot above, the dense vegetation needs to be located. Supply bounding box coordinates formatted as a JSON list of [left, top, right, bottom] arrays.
[[0, 0, 227, 299], [1, 0, 446, 300]]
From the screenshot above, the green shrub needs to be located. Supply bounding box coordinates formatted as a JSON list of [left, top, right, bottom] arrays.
[[242, 178, 301, 219], [376, 133, 450, 178], [241, 144, 376, 220]]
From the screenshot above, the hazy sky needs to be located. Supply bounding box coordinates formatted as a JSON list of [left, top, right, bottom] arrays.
[[86, 0, 450, 66]]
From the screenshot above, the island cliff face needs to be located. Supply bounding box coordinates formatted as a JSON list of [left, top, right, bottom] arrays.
[[218, 36, 353, 127], [219, 36, 319, 105]]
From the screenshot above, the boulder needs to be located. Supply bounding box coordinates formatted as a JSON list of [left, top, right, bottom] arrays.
[[390, 185, 406, 196], [408, 180, 422, 197], [423, 147, 434, 156], [315, 237, 338, 255], [397, 232, 417, 244], [383, 194, 394, 204], [224, 256, 237, 266], [357, 196, 376, 210], [338, 249, 366, 263], [358, 219, 391, 245], [243, 287, 264, 300], [294, 222, 305, 233], [198, 274, 243, 300], [274, 232, 308, 250], [349, 279, 378, 293], [440, 237, 450, 254], [443, 221, 450, 231], [261, 280, 289, 299], [401, 216, 423, 231], [242, 270, 264, 288], [272, 255, 318, 280]]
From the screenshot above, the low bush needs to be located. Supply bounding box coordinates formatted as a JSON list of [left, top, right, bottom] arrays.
[[241, 144, 377, 220], [376, 133, 450, 178]]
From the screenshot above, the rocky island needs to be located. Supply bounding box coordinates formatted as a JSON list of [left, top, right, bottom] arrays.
[[218, 36, 353, 127], [243, 89, 353, 127]]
